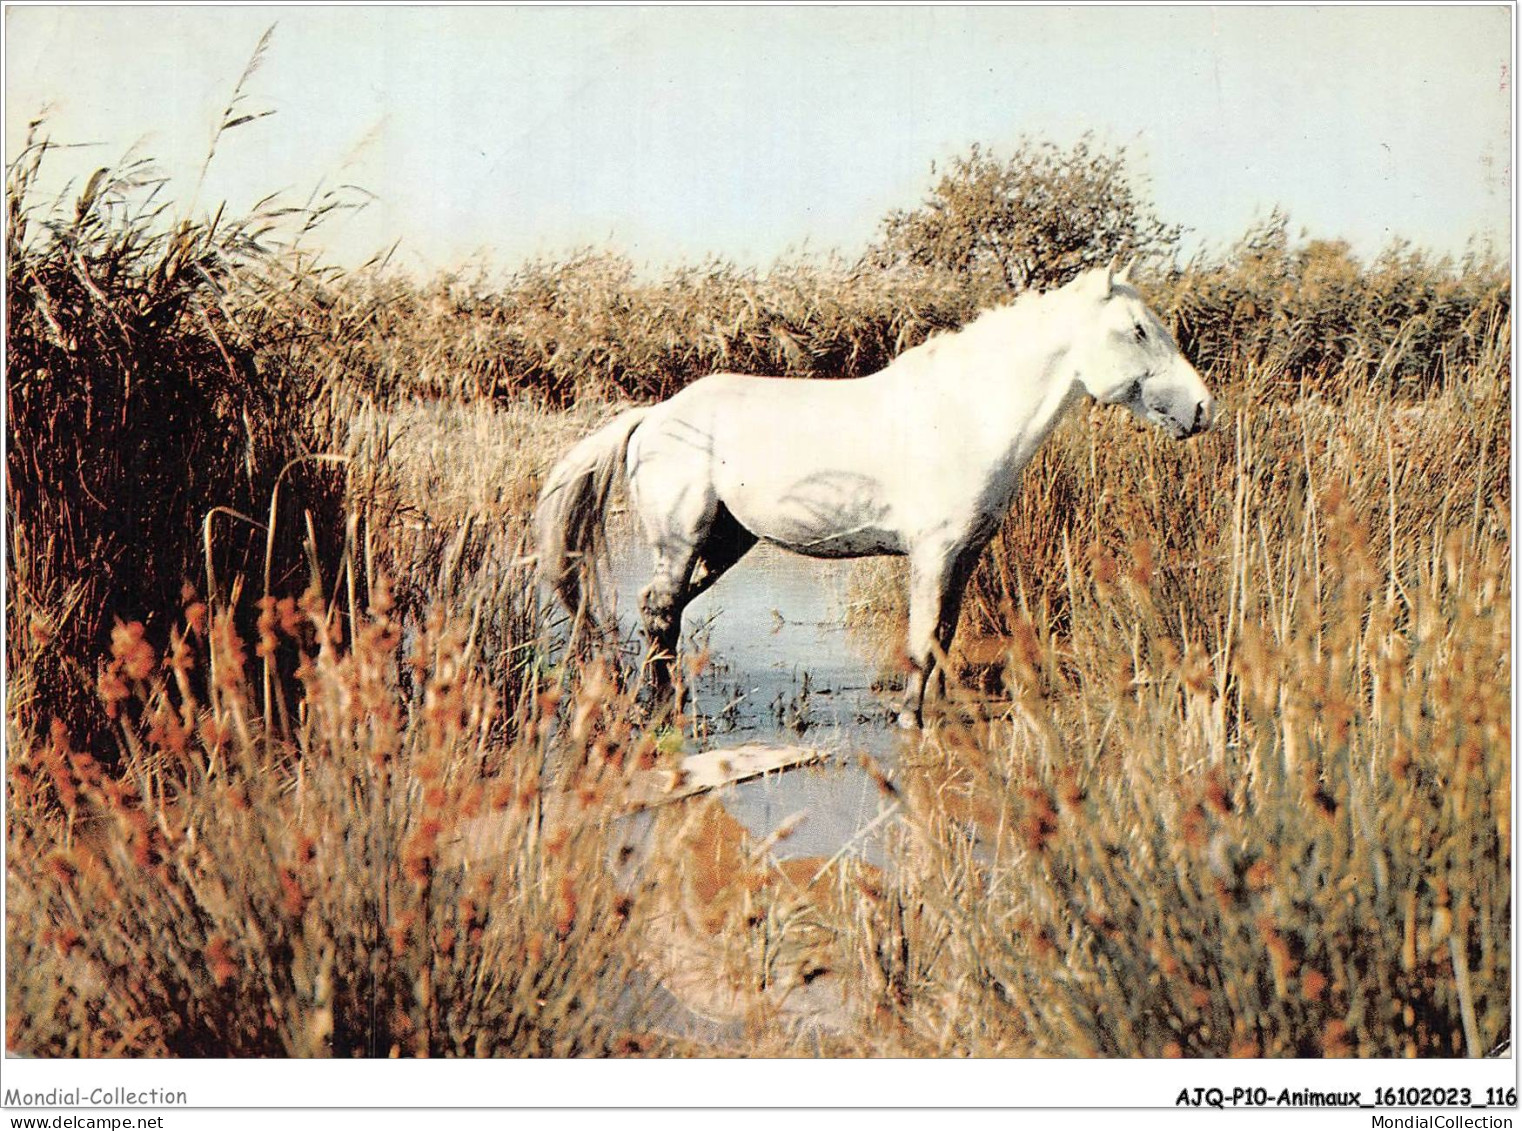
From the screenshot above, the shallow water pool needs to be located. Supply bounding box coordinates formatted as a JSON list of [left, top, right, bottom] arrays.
[[606, 535, 909, 864]]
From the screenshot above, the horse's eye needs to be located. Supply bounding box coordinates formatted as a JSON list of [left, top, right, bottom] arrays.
[[1132, 323, 1147, 344]]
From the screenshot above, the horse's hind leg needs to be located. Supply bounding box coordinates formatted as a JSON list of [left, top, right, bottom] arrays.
[[632, 476, 718, 706], [686, 504, 757, 603], [639, 541, 696, 707], [640, 503, 756, 713]]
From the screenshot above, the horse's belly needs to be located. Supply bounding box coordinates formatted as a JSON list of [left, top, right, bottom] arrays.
[[722, 470, 906, 559], [762, 526, 905, 559]]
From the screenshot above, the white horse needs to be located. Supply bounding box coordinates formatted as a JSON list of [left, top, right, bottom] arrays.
[[536, 260, 1215, 727]]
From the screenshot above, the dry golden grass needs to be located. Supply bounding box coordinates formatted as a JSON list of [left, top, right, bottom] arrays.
[[5, 129, 1510, 1059], [9, 376, 1509, 1058], [843, 363, 1510, 1057], [339, 394, 623, 527], [7, 588, 649, 1055]]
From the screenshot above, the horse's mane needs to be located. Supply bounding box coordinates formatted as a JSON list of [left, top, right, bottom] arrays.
[[890, 283, 1064, 374]]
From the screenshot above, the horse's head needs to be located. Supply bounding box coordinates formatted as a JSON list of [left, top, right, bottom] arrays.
[[1066, 261, 1215, 440]]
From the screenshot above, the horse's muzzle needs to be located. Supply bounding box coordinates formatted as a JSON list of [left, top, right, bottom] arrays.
[[1185, 396, 1216, 437]]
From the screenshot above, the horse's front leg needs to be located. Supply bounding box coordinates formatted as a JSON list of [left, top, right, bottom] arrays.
[[899, 669, 928, 730], [900, 554, 944, 729], [899, 542, 978, 729]]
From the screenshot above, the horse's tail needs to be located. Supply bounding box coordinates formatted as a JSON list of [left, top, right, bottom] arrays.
[[534, 406, 650, 636]]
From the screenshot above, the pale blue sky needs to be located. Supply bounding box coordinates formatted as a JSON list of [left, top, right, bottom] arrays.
[[4, 5, 1512, 274]]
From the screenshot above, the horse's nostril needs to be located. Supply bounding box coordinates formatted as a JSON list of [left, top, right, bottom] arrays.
[[1193, 402, 1204, 432]]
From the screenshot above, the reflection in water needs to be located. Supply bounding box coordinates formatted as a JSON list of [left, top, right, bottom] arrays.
[[608, 534, 906, 864]]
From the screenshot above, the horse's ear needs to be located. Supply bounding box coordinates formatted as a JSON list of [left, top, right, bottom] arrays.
[[1116, 257, 1136, 286], [1082, 260, 1117, 298]]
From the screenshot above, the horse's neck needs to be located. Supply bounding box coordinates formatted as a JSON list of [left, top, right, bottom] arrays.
[[917, 317, 1082, 477], [993, 351, 1080, 463]]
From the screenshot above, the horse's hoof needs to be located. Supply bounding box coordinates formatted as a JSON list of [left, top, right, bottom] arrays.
[[897, 709, 921, 731]]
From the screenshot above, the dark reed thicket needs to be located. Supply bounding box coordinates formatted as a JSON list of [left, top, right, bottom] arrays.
[[5, 130, 353, 752]]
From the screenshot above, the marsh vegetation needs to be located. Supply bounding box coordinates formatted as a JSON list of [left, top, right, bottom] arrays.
[[6, 118, 1509, 1057]]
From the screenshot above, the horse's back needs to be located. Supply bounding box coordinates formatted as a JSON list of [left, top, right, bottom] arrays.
[[630, 371, 915, 557], [659, 370, 861, 408], [640, 371, 894, 455]]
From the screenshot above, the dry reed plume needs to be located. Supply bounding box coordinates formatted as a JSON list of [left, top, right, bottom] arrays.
[[7, 579, 680, 1056]]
